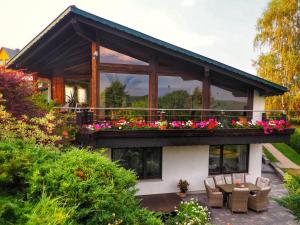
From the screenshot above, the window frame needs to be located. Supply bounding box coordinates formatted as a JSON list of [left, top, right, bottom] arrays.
[[208, 144, 249, 175], [111, 147, 163, 180]]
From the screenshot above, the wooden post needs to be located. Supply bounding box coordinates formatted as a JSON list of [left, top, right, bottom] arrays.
[[32, 72, 38, 93], [90, 42, 99, 119], [149, 57, 158, 122], [51, 76, 65, 104], [202, 67, 210, 119], [247, 88, 254, 120]]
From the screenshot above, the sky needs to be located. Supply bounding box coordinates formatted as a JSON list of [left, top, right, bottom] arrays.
[[0, 0, 269, 75]]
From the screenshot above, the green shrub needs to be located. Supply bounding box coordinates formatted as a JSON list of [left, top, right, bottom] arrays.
[[31, 93, 56, 112], [26, 194, 75, 225], [0, 195, 26, 225], [276, 194, 300, 221], [166, 199, 211, 225], [0, 139, 59, 193], [283, 173, 300, 195], [28, 149, 162, 225], [289, 128, 300, 154]]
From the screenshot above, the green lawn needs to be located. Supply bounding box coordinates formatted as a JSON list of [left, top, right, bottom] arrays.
[[263, 146, 279, 163], [272, 143, 300, 166]]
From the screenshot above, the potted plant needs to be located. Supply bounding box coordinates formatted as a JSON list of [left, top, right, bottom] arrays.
[[158, 120, 168, 130], [177, 179, 189, 198]]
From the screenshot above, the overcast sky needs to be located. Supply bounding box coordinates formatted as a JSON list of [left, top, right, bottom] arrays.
[[0, 0, 269, 75]]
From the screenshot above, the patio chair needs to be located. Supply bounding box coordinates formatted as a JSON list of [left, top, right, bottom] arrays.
[[232, 173, 246, 184], [224, 175, 232, 184], [228, 187, 250, 213], [248, 186, 271, 212], [255, 177, 271, 189], [204, 178, 223, 208], [214, 175, 226, 186]]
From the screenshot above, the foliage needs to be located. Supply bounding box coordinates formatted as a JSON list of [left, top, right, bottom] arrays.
[[272, 143, 300, 166], [166, 199, 211, 225], [26, 194, 75, 225], [31, 92, 56, 112], [0, 195, 26, 225], [27, 149, 162, 225], [254, 0, 300, 118], [276, 173, 300, 221], [0, 105, 62, 145], [105, 79, 128, 107], [0, 70, 44, 118], [0, 139, 59, 193], [289, 128, 300, 154], [177, 179, 190, 193], [283, 168, 300, 177]]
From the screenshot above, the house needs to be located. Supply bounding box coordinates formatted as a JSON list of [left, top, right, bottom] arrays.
[[0, 47, 19, 66], [7, 6, 293, 196]]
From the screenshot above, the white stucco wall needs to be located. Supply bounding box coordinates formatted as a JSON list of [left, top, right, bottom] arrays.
[[136, 145, 209, 195], [253, 90, 265, 121], [103, 144, 262, 196], [246, 144, 263, 183]]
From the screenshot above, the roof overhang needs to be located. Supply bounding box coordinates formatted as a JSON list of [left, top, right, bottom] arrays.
[[7, 5, 288, 96]]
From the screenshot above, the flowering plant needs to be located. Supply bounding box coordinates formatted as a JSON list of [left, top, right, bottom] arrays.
[[177, 179, 190, 193], [168, 199, 211, 225]]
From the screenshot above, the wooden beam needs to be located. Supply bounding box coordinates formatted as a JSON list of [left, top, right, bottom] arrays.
[[98, 63, 149, 74], [247, 88, 254, 119], [90, 42, 99, 108], [51, 75, 65, 104], [149, 57, 158, 121], [202, 67, 210, 110], [32, 72, 39, 92]]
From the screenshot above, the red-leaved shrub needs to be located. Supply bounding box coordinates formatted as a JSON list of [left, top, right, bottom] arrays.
[[0, 68, 44, 118]]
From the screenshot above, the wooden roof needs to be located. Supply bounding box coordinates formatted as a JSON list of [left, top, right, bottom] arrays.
[[7, 5, 287, 96]]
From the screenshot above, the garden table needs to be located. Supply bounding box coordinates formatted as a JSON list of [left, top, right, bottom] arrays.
[[217, 183, 260, 194]]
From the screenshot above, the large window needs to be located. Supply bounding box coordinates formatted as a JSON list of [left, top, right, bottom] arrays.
[[112, 147, 162, 179], [210, 84, 248, 111], [99, 72, 149, 108], [209, 145, 249, 175], [65, 80, 89, 105], [99, 46, 148, 65]]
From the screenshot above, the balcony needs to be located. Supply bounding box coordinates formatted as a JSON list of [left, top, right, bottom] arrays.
[[57, 107, 295, 148]]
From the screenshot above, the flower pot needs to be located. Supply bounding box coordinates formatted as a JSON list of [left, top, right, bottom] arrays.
[[179, 192, 186, 198]]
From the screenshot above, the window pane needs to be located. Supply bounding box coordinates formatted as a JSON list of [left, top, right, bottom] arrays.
[[65, 80, 89, 105], [144, 148, 161, 178], [210, 84, 248, 117], [100, 46, 148, 65], [112, 148, 143, 178], [222, 145, 248, 173], [209, 145, 221, 174], [100, 73, 149, 108]]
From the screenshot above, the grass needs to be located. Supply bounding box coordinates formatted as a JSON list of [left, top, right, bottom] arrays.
[[282, 168, 300, 177], [263, 146, 279, 163], [272, 143, 300, 166]]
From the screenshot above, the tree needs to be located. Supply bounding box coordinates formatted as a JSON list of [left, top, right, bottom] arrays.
[[254, 0, 300, 119], [104, 79, 128, 107]]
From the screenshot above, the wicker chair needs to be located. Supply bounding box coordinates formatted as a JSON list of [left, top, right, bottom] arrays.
[[255, 177, 271, 189], [228, 188, 250, 213], [232, 173, 246, 184], [204, 178, 223, 208], [214, 175, 226, 186], [224, 175, 233, 184], [248, 187, 271, 212]]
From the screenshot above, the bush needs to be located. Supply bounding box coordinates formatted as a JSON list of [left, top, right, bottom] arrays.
[[276, 173, 300, 222], [31, 93, 56, 112], [0, 139, 59, 193], [27, 149, 161, 225], [0, 195, 25, 225], [0, 71, 44, 118], [26, 194, 75, 225], [289, 128, 300, 154], [166, 199, 211, 225]]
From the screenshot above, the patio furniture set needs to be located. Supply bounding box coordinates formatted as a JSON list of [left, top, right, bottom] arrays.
[[204, 173, 271, 213]]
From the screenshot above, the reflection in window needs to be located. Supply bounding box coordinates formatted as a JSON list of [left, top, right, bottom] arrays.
[[158, 75, 203, 120], [100, 73, 149, 108], [99, 46, 148, 65], [112, 147, 162, 179], [210, 84, 248, 110], [65, 80, 89, 105], [209, 145, 249, 175]]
